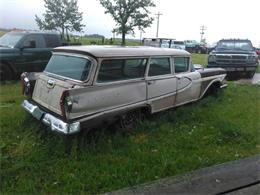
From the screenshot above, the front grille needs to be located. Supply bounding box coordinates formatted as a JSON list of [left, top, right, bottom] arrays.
[[216, 55, 247, 65]]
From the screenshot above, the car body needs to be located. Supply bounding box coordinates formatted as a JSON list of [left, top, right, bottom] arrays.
[[184, 40, 207, 54], [143, 38, 185, 50], [170, 41, 185, 50], [21, 46, 227, 135], [0, 31, 79, 81], [255, 48, 260, 58], [208, 39, 259, 78]]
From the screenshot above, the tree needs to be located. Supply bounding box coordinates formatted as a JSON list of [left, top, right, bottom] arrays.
[[35, 0, 84, 41], [99, 0, 155, 45]]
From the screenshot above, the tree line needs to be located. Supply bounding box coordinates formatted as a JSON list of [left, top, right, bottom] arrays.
[[36, 0, 155, 45]]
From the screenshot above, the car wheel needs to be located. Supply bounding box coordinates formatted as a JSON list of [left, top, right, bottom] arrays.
[[119, 109, 141, 131], [0, 64, 13, 81], [246, 71, 255, 79]]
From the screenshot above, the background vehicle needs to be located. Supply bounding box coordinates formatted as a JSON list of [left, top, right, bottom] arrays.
[[207, 39, 259, 78], [184, 40, 207, 54], [143, 38, 185, 50], [255, 48, 260, 59], [0, 31, 80, 81], [170, 41, 185, 50]]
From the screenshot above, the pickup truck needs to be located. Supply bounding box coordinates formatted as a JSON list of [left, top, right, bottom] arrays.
[[21, 46, 227, 136], [0, 31, 78, 81], [208, 39, 259, 78]]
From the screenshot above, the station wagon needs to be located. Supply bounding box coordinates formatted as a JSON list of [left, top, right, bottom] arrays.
[[21, 46, 227, 135]]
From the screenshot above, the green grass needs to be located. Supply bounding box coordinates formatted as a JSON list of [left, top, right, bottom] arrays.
[[256, 64, 260, 73], [79, 37, 141, 46], [1, 81, 259, 194], [192, 54, 208, 66], [0, 30, 6, 37]]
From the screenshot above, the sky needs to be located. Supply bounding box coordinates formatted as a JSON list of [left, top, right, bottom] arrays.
[[0, 0, 259, 46]]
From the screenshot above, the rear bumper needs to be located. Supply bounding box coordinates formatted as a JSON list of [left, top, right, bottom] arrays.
[[22, 100, 80, 135]]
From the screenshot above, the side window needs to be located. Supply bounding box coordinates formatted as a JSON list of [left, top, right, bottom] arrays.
[[174, 57, 190, 73], [97, 58, 147, 82], [22, 35, 46, 48], [148, 58, 171, 76], [45, 35, 61, 47]]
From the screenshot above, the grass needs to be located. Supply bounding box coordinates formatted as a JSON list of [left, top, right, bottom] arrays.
[[192, 53, 208, 66], [79, 37, 141, 46], [0, 30, 6, 37], [1, 81, 259, 194], [256, 64, 260, 73]]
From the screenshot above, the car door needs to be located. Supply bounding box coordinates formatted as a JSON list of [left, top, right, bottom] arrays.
[[147, 57, 177, 112], [174, 57, 201, 106], [19, 34, 52, 72], [69, 58, 148, 118]]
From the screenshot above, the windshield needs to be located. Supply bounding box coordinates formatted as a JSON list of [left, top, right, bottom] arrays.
[[216, 40, 253, 51], [0, 33, 24, 47], [161, 40, 170, 48], [45, 54, 92, 81]]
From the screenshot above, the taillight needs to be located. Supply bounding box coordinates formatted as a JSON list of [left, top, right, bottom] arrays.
[[20, 72, 30, 95], [60, 90, 69, 121]]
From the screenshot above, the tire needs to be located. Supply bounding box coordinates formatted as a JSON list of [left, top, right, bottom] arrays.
[[0, 64, 13, 81], [119, 109, 142, 131], [246, 71, 255, 79]]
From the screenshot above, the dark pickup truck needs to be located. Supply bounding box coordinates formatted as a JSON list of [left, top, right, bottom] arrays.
[[207, 39, 259, 78], [0, 31, 74, 81]]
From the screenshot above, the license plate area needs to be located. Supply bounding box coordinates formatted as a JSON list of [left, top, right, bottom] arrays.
[[32, 107, 45, 120]]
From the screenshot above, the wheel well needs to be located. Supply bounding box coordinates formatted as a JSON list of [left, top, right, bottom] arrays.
[[204, 81, 221, 97], [0, 61, 16, 74], [141, 106, 152, 115]]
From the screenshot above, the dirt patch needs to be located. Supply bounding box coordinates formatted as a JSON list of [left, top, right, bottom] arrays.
[[235, 73, 260, 85]]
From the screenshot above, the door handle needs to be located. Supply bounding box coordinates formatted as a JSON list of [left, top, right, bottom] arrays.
[[147, 80, 156, 85]]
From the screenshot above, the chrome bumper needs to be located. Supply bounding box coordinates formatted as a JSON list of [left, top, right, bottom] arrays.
[[22, 100, 80, 135]]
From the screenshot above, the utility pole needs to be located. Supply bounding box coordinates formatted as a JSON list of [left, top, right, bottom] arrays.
[[155, 12, 163, 38], [200, 25, 206, 43], [140, 30, 142, 45]]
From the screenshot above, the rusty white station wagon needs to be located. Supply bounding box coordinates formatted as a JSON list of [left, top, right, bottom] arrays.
[[21, 46, 227, 135]]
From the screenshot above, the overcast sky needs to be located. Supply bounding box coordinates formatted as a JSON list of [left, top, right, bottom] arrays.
[[0, 0, 259, 46]]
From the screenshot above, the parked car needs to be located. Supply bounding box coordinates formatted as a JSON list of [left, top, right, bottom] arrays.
[[255, 48, 260, 58], [143, 38, 186, 50], [170, 41, 185, 50], [184, 40, 208, 54], [208, 39, 259, 78], [0, 31, 80, 81], [21, 46, 227, 136]]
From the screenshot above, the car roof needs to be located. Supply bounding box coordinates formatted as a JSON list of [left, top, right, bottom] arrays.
[[53, 45, 190, 58], [9, 31, 59, 36]]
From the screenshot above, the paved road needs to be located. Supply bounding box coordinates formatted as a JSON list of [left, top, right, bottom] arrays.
[[252, 73, 260, 84], [108, 155, 260, 195]]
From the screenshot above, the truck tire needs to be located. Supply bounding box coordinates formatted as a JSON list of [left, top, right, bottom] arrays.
[[247, 71, 255, 79], [0, 63, 13, 81]]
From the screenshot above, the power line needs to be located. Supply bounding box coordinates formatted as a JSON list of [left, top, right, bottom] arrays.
[[155, 12, 163, 38]]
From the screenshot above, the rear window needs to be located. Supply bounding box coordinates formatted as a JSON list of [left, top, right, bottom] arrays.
[[45, 54, 91, 81]]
